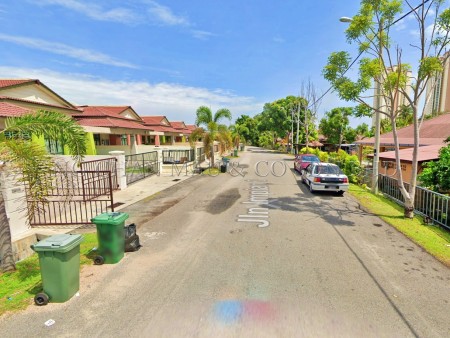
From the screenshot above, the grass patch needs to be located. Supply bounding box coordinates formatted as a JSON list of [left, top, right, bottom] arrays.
[[349, 184, 450, 267], [0, 232, 98, 315]]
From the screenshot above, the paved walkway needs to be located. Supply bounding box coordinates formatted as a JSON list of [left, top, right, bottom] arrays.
[[113, 172, 193, 212]]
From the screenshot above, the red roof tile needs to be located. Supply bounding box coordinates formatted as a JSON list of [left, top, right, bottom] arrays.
[[0, 102, 32, 117], [75, 106, 141, 119], [357, 113, 450, 146], [141, 115, 168, 125], [370, 144, 443, 162], [76, 117, 153, 130], [0, 79, 36, 89]]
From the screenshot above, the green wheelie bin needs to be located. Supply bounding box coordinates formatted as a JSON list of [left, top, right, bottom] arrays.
[[91, 212, 129, 265], [31, 234, 84, 306]]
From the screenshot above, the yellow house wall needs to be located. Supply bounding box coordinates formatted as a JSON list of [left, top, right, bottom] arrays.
[[85, 132, 97, 155], [378, 161, 425, 183]]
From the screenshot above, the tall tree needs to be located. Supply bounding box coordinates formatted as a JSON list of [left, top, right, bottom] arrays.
[[190, 106, 232, 165], [299, 79, 321, 149], [323, 0, 450, 218], [319, 107, 353, 150], [235, 115, 259, 145], [258, 96, 308, 148], [0, 110, 87, 272]]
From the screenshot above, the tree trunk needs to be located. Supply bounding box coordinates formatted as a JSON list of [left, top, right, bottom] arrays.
[[404, 200, 415, 219], [0, 188, 15, 272]]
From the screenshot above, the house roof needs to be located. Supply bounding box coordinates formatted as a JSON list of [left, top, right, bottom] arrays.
[[357, 113, 450, 146], [75, 106, 142, 120], [0, 79, 76, 109], [141, 115, 182, 133], [0, 96, 82, 113], [170, 121, 186, 129], [141, 116, 167, 125], [76, 117, 153, 131], [0, 102, 31, 117], [369, 144, 444, 163], [0, 79, 35, 88], [170, 121, 192, 134]]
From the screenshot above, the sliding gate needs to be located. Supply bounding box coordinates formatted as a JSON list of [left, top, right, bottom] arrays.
[[28, 170, 115, 227]]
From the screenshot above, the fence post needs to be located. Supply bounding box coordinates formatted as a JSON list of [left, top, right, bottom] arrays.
[[109, 151, 127, 190], [157, 149, 163, 175]]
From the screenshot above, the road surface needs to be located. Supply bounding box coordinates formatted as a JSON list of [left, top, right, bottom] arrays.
[[1, 148, 449, 337]]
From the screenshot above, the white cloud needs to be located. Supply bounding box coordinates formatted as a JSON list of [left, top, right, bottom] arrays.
[[191, 30, 215, 40], [34, 0, 214, 40], [0, 34, 137, 69], [36, 0, 139, 23], [0, 67, 262, 123], [146, 1, 189, 26]]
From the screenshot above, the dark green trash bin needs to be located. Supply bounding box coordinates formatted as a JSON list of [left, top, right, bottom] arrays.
[[233, 149, 238, 157], [91, 212, 129, 265], [31, 234, 83, 305]]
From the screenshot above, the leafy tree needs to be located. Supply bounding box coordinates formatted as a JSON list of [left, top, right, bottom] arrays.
[[258, 96, 308, 147], [229, 123, 249, 149], [235, 115, 258, 145], [258, 131, 273, 149], [319, 107, 353, 149], [0, 111, 87, 272], [323, 0, 450, 218], [190, 106, 232, 165], [418, 144, 450, 192], [355, 123, 372, 138]]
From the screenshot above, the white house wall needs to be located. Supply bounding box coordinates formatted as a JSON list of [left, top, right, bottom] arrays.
[[0, 85, 72, 108]]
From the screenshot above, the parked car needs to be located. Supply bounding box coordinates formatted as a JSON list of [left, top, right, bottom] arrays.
[[302, 162, 349, 195], [294, 154, 320, 173]]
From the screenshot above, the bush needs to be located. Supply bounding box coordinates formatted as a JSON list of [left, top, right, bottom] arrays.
[[304, 148, 363, 184]]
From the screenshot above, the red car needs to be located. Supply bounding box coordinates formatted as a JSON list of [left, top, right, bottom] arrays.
[[294, 154, 320, 173]]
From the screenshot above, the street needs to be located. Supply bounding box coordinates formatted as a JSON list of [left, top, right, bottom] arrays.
[[1, 148, 449, 337]]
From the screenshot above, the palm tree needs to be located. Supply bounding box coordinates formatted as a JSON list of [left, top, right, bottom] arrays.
[[190, 106, 232, 166], [0, 110, 86, 272]]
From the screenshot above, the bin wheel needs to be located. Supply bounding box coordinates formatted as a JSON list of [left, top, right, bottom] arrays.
[[35, 293, 49, 306], [94, 255, 105, 265]]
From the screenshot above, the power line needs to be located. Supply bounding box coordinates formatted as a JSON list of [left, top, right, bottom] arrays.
[[308, 0, 431, 112]]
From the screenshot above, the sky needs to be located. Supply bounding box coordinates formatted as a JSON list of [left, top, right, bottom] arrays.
[[0, 1, 443, 126]]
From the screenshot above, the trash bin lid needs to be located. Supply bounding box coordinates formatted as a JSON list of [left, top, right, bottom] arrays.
[[91, 212, 129, 225], [31, 234, 84, 253]]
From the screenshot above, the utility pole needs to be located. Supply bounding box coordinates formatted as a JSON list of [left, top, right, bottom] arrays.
[[372, 19, 383, 194]]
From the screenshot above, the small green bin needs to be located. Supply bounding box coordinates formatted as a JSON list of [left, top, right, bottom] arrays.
[[31, 234, 83, 305], [91, 212, 129, 265], [233, 149, 238, 157]]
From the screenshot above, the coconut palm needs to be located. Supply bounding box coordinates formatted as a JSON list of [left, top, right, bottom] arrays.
[[0, 110, 86, 272], [190, 106, 232, 166]]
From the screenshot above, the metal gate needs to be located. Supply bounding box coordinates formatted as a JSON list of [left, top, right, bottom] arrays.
[[125, 151, 159, 185], [27, 170, 114, 227], [80, 157, 119, 190]]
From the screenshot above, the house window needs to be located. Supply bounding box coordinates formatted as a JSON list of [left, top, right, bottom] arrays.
[[45, 138, 64, 155], [4, 131, 31, 140], [93, 134, 101, 146], [121, 135, 127, 146]]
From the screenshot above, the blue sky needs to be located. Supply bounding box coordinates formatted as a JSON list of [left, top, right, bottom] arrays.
[[0, 1, 439, 126]]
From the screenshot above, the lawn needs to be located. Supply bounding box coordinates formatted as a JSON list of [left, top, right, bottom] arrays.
[[349, 184, 450, 267], [0, 232, 98, 316]]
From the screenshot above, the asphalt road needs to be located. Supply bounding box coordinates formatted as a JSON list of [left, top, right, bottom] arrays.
[[1, 148, 449, 337]]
